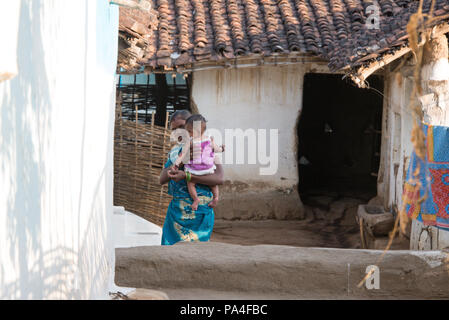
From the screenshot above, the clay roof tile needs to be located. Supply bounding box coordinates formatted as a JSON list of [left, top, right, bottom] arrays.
[[119, 0, 449, 73]]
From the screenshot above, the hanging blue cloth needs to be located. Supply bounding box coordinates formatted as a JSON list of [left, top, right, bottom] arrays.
[[161, 145, 215, 245], [402, 124, 449, 230]]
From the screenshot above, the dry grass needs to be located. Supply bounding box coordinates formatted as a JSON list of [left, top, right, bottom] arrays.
[[398, 0, 437, 236]]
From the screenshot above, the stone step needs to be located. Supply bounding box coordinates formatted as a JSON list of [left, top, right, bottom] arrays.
[[160, 288, 304, 300], [153, 287, 420, 300], [112, 206, 162, 248], [115, 242, 449, 299]]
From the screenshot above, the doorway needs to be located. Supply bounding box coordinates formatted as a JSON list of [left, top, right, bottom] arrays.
[[297, 73, 384, 201]]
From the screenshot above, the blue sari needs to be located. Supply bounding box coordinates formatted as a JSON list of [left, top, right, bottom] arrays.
[[161, 145, 215, 245]]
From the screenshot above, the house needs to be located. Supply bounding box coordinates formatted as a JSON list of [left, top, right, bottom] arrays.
[[0, 1, 119, 299], [118, 0, 449, 249]]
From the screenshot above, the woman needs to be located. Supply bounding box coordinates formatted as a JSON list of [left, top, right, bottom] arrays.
[[159, 110, 224, 245]]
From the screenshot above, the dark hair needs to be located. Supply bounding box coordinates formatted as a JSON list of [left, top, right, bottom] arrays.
[[185, 114, 207, 131], [170, 110, 192, 123]]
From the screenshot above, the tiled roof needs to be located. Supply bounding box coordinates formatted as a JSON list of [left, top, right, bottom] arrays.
[[118, 0, 449, 74]]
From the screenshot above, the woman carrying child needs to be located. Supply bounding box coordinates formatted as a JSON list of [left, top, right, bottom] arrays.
[[159, 110, 224, 245]]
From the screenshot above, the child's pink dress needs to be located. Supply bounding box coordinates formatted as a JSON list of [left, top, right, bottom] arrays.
[[184, 138, 216, 175]]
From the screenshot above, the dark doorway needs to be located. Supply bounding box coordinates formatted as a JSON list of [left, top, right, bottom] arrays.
[[297, 73, 384, 201]]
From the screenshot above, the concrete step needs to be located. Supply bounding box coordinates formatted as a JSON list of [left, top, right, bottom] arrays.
[[148, 288, 406, 300], [160, 288, 304, 300], [115, 242, 449, 299], [112, 206, 162, 248]]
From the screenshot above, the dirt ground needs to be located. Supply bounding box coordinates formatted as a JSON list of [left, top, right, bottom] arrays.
[[211, 219, 362, 248], [211, 195, 410, 250]]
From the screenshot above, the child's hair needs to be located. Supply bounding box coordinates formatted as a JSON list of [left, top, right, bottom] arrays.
[[185, 114, 207, 133]]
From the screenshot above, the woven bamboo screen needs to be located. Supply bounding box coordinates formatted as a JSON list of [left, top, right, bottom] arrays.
[[113, 97, 172, 226]]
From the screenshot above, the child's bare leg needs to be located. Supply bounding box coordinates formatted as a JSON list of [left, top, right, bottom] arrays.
[[187, 181, 200, 210], [208, 185, 219, 208]]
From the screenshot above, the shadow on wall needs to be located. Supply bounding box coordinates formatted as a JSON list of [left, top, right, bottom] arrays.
[[0, 0, 113, 299], [0, 0, 50, 299]]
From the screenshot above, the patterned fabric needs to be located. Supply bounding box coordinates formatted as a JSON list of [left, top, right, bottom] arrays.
[[402, 124, 449, 231], [185, 138, 215, 173], [161, 145, 215, 245], [168, 143, 183, 165]]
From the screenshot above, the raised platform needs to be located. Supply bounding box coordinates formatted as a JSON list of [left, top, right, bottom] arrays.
[[112, 206, 162, 248], [115, 242, 449, 299]]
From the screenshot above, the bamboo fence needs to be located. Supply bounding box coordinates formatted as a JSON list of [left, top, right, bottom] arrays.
[[118, 78, 189, 124], [113, 96, 172, 226]]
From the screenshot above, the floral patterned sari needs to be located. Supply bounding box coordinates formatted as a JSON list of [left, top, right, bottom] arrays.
[[161, 145, 215, 245]]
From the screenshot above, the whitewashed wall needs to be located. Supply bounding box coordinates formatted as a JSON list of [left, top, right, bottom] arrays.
[[0, 2, 20, 81], [192, 65, 313, 219], [0, 0, 119, 299], [378, 70, 415, 211], [193, 65, 305, 186]]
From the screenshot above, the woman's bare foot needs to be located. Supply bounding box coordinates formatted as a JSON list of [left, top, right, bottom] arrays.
[[208, 197, 219, 208], [191, 198, 199, 211]]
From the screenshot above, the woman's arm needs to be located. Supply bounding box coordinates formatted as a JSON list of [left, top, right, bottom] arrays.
[[166, 164, 224, 186], [159, 167, 171, 185], [160, 145, 184, 185], [191, 164, 224, 186]]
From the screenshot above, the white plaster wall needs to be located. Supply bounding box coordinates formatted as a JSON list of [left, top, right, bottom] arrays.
[[380, 72, 414, 210], [0, 2, 20, 81], [0, 0, 119, 299], [192, 65, 306, 189]]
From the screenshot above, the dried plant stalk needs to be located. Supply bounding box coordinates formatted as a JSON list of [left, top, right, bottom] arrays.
[[358, 0, 439, 288]]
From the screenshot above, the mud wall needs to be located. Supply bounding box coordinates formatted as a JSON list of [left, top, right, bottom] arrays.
[[191, 64, 324, 219]]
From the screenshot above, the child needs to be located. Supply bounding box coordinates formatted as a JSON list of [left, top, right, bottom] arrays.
[[172, 114, 224, 210]]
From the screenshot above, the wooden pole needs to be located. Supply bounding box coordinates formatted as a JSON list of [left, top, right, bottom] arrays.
[[133, 100, 138, 213], [159, 111, 170, 214], [148, 112, 155, 192], [117, 92, 124, 206]]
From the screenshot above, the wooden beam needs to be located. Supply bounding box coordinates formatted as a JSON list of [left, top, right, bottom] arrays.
[[352, 47, 412, 88], [351, 23, 449, 87]]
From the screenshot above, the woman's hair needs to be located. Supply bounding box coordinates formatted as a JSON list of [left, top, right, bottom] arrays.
[[185, 114, 207, 132], [170, 110, 192, 123]]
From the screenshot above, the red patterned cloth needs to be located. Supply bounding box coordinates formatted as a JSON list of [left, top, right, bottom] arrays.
[[402, 124, 449, 230]]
